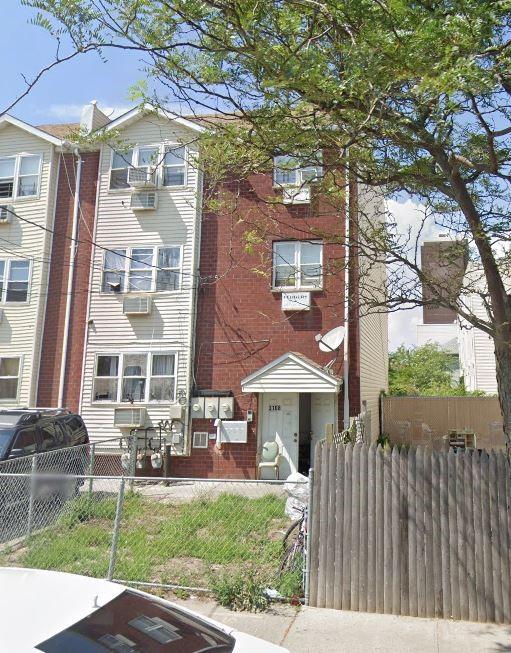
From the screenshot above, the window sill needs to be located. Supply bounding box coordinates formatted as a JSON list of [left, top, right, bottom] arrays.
[[107, 185, 189, 195], [271, 286, 323, 293], [98, 289, 184, 297], [91, 401, 178, 406]]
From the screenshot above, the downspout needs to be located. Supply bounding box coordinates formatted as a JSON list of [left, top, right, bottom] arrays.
[[58, 147, 82, 408], [343, 164, 350, 430]]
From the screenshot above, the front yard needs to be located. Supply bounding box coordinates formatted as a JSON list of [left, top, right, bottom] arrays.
[[0, 490, 299, 599]]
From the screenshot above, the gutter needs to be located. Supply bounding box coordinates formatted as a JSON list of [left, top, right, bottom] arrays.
[[58, 147, 82, 408], [343, 164, 350, 430]]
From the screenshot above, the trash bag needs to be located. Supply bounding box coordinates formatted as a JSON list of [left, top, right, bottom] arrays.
[[285, 496, 306, 521], [283, 472, 309, 503]]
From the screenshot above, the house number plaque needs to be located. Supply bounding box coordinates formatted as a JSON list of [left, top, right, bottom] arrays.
[[269, 405, 281, 411]]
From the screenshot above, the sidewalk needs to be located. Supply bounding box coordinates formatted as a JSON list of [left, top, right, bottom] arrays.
[[173, 598, 511, 652]]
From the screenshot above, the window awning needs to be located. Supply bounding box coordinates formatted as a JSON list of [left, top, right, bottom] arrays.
[[241, 352, 341, 393]]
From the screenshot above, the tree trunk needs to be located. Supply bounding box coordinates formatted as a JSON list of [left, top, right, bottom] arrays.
[[494, 332, 511, 453]]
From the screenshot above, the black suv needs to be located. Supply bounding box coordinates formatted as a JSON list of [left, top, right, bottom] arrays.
[[0, 408, 89, 462]]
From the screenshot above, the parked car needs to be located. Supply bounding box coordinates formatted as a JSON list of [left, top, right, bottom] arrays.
[[0, 408, 89, 462], [0, 568, 289, 652], [0, 409, 90, 521]]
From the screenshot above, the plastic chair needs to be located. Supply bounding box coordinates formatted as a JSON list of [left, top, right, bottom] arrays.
[[258, 441, 282, 479]]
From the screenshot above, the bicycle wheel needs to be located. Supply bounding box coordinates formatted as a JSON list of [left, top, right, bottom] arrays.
[[282, 518, 302, 549]]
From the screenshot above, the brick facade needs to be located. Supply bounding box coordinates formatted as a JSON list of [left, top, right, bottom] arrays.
[[171, 172, 361, 478], [37, 151, 99, 412]]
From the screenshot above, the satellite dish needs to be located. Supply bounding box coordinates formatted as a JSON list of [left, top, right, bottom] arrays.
[[315, 326, 345, 352]]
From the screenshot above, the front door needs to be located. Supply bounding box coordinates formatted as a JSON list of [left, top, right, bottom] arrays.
[[261, 393, 299, 479]]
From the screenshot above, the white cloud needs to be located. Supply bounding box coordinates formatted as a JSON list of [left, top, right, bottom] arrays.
[[42, 102, 131, 122], [386, 198, 442, 351]]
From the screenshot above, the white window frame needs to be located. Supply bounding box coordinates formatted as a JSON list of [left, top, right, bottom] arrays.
[[108, 143, 188, 191], [192, 431, 209, 449], [0, 258, 32, 304], [0, 153, 42, 202], [100, 245, 183, 294], [0, 355, 22, 403], [273, 154, 323, 188], [162, 143, 187, 188], [272, 240, 323, 291], [92, 351, 178, 404]]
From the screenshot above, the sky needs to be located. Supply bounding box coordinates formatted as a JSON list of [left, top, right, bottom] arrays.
[[1, 1, 442, 352]]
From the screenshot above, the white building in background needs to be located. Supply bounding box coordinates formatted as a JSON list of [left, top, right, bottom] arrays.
[[79, 105, 204, 450]]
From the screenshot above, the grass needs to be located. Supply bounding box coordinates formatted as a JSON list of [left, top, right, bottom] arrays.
[[0, 490, 292, 596]]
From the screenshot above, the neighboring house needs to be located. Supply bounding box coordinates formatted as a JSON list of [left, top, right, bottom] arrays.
[[78, 105, 205, 451], [0, 115, 72, 409]]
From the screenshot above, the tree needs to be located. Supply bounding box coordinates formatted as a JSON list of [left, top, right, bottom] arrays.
[[22, 0, 511, 443], [388, 344, 482, 397]]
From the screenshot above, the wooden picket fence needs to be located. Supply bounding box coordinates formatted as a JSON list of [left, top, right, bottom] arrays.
[[308, 442, 511, 623]]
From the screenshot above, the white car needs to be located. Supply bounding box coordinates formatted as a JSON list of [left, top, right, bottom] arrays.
[[0, 568, 288, 652]]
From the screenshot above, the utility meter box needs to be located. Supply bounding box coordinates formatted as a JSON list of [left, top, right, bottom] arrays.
[[191, 396, 205, 419], [204, 397, 219, 419], [218, 397, 234, 419]]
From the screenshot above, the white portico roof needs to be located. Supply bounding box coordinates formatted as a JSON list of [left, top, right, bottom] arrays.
[[241, 352, 341, 393]]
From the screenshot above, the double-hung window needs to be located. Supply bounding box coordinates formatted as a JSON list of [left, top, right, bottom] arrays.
[[93, 352, 176, 403], [163, 145, 186, 186], [274, 155, 322, 187], [0, 154, 41, 200], [273, 241, 323, 290], [0, 356, 21, 401], [101, 246, 181, 293], [109, 149, 134, 189], [0, 259, 30, 302]]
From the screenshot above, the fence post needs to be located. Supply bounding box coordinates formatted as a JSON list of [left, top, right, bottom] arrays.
[[26, 456, 38, 538], [128, 434, 137, 491], [88, 443, 96, 497], [107, 477, 126, 581], [304, 468, 314, 606]]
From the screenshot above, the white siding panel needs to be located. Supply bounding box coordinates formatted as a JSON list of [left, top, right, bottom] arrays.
[[81, 115, 202, 446], [358, 185, 388, 439], [0, 125, 56, 407]]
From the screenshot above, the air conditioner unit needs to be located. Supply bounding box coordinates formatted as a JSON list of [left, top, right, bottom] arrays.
[[130, 191, 158, 211], [122, 295, 152, 315], [282, 186, 310, 204], [127, 166, 157, 188], [114, 407, 147, 428], [0, 206, 12, 223]]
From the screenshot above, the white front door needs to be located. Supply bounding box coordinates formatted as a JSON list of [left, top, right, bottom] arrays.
[[261, 393, 299, 479]]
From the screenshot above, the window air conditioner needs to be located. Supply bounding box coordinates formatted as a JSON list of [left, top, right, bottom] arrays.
[[114, 407, 147, 428], [0, 206, 12, 223], [130, 191, 158, 211], [127, 166, 157, 188], [122, 295, 152, 315], [282, 186, 310, 204]]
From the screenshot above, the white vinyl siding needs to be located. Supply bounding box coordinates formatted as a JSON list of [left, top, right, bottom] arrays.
[[81, 115, 202, 446], [242, 355, 339, 393], [0, 125, 56, 407]]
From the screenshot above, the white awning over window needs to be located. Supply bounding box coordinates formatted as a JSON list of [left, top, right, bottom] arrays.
[[241, 352, 341, 393]]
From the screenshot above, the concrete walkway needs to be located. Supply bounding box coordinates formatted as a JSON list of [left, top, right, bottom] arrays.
[[173, 598, 511, 652]]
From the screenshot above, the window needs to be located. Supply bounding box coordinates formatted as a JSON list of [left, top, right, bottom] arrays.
[[156, 247, 181, 291], [3, 260, 30, 302], [193, 432, 208, 449], [101, 246, 181, 293], [11, 427, 37, 456], [163, 145, 186, 186], [93, 355, 119, 401], [109, 144, 187, 190], [110, 149, 134, 189], [274, 155, 322, 187], [273, 240, 323, 290], [0, 154, 41, 200], [0, 356, 21, 400], [93, 352, 177, 403], [128, 248, 153, 291]]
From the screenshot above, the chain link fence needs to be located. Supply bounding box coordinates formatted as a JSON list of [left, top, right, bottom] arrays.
[[0, 470, 309, 603]]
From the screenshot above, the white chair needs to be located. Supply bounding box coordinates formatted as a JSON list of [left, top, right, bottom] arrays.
[[258, 441, 282, 479]]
